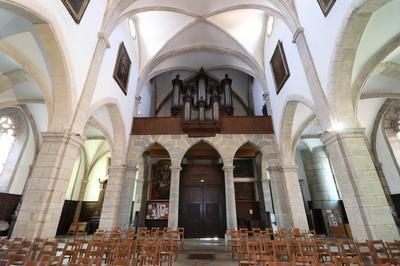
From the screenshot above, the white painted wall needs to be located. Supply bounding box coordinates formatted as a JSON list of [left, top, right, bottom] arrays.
[[356, 98, 386, 142], [251, 78, 264, 116], [294, 0, 355, 92], [91, 18, 140, 143], [83, 153, 109, 201], [264, 18, 313, 148]]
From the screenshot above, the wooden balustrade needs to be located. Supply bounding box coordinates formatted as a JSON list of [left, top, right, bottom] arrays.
[[131, 116, 274, 136]]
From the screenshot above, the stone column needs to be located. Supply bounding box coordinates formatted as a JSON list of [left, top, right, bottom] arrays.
[[261, 176, 274, 215], [322, 129, 398, 240], [301, 147, 340, 208], [73, 177, 89, 222], [13, 132, 83, 238], [223, 165, 237, 230], [116, 167, 138, 227], [98, 165, 126, 230], [168, 166, 181, 229], [268, 166, 309, 230]]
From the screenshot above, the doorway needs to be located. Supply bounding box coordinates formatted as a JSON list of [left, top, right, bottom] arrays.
[[178, 142, 226, 238]]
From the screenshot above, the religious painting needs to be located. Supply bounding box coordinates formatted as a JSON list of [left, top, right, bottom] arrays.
[[113, 42, 131, 95], [146, 202, 169, 220], [270, 40, 290, 94], [234, 182, 256, 201], [150, 160, 171, 200], [61, 0, 90, 24], [317, 0, 336, 17]]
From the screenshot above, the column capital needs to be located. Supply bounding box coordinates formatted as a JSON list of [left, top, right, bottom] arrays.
[[169, 166, 182, 171], [42, 131, 84, 147], [267, 165, 297, 172], [222, 165, 235, 171], [292, 27, 304, 43], [98, 32, 111, 48], [126, 166, 139, 172], [321, 128, 366, 145], [108, 165, 126, 172]]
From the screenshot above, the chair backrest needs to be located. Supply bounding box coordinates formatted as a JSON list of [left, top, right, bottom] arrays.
[[68, 223, 79, 235], [75, 222, 87, 236], [273, 240, 291, 262]]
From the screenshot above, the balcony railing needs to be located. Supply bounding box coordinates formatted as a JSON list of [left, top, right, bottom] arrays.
[[131, 116, 274, 136]]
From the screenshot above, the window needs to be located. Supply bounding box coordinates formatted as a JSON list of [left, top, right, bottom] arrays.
[[0, 116, 16, 173]]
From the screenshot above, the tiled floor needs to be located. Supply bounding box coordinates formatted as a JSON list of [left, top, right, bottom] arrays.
[[174, 239, 236, 266]]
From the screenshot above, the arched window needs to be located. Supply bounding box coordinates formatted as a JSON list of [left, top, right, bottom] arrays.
[[0, 116, 16, 173], [0, 107, 31, 193]]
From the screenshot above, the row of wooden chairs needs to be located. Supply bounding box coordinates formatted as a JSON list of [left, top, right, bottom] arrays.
[[230, 238, 400, 265], [0, 227, 184, 266]]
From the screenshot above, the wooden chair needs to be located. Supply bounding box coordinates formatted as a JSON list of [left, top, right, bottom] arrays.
[[274, 229, 287, 240], [340, 240, 358, 258], [273, 240, 291, 263], [67, 223, 79, 236], [111, 258, 132, 266], [158, 239, 173, 266], [5, 253, 28, 266], [355, 241, 375, 265], [136, 239, 158, 266], [255, 239, 274, 265], [75, 222, 87, 237], [61, 241, 80, 263], [334, 256, 364, 265]]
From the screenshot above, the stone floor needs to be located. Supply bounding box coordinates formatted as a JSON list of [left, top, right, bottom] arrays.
[[174, 239, 236, 266]]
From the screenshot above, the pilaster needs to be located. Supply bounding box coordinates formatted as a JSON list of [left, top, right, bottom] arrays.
[[223, 165, 237, 230]]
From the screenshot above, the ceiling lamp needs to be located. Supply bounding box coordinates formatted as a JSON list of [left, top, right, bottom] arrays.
[[128, 18, 136, 39], [266, 16, 274, 36]]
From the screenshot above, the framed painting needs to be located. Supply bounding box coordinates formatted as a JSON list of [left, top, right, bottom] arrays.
[[150, 160, 171, 200], [61, 0, 90, 24], [270, 40, 290, 94], [113, 42, 131, 95], [317, 0, 336, 17]]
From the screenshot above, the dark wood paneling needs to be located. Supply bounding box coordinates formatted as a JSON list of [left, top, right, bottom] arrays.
[[56, 200, 78, 236], [179, 164, 226, 238], [132, 117, 183, 135], [0, 193, 21, 236], [236, 201, 260, 229], [0, 193, 21, 221], [392, 194, 400, 218], [79, 201, 98, 222], [221, 116, 273, 134], [131, 116, 274, 135]]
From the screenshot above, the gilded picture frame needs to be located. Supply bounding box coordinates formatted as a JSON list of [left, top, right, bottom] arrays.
[[61, 0, 90, 24], [270, 40, 290, 94], [317, 0, 336, 17], [113, 42, 132, 95]]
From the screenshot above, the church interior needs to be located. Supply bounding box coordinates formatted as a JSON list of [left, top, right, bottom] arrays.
[[1, 0, 400, 265]]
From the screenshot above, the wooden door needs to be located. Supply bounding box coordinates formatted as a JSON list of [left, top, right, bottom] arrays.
[[179, 164, 226, 238]]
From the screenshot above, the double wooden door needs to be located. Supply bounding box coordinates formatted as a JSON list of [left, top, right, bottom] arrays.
[[179, 164, 226, 238]]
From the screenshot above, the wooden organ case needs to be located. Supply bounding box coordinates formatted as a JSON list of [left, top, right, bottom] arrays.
[[170, 68, 234, 137]]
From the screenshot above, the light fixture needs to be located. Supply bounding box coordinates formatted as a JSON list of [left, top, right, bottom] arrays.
[[267, 16, 274, 36], [128, 18, 136, 39]]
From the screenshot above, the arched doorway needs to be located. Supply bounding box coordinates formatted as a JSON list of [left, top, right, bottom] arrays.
[[178, 142, 226, 238], [233, 143, 265, 230]]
